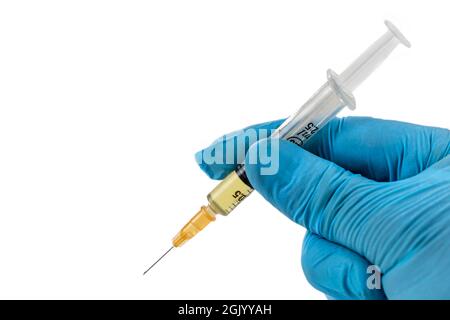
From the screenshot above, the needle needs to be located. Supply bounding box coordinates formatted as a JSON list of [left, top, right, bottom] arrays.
[[143, 246, 174, 276]]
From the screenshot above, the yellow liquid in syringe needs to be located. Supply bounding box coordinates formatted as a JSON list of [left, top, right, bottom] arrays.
[[172, 168, 253, 247]]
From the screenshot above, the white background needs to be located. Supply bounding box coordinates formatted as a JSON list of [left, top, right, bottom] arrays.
[[0, 1, 449, 299]]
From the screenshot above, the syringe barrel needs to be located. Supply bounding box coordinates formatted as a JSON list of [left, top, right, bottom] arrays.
[[205, 69, 354, 217], [273, 70, 355, 145], [207, 21, 410, 217]]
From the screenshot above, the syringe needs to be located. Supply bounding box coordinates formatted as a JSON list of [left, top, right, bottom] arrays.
[[144, 21, 410, 274]]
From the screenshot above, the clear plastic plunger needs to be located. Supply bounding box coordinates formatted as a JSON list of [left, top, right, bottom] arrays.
[[339, 20, 411, 92], [273, 20, 410, 142]]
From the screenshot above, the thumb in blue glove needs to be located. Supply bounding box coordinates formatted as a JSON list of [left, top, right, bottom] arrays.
[[196, 117, 450, 299]]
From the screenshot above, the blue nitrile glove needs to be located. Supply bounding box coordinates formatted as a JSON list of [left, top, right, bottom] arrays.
[[195, 117, 450, 300]]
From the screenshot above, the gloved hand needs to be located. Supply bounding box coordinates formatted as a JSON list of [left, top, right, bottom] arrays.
[[195, 117, 450, 299]]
